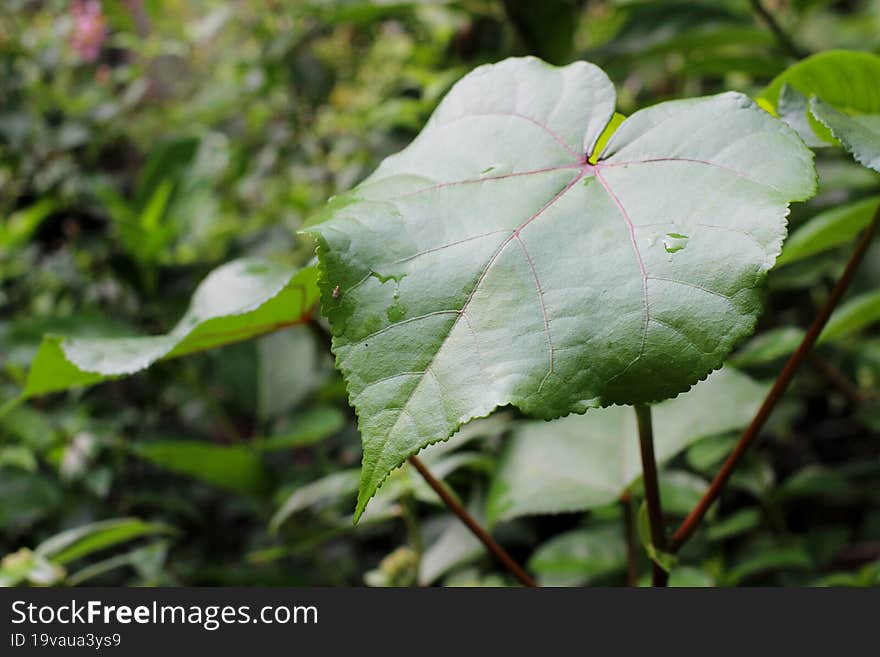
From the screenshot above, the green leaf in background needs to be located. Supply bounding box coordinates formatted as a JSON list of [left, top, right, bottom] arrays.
[[257, 327, 324, 420], [759, 50, 880, 118], [759, 50, 880, 172], [419, 510, 485, 586], [777, 196, 878, 266], [10, 259, 318, 404], [34, 518, 175, 566], [654, 470, 709, 516], [133, 441, 268, 495], [811, 98, 880, 173], [0, 470, 62, 532], [667, 566, 714, 587], [707, 507, 762, 541], [731, 289, 880, 367], [256, 407, 346, 452], [528, 524, 626, 586], [486, 367, 768, 523], [307, 57, 815, 519], [686, 434, 737, 472], [0, 199, 57, 251], [725, 542, 812, 585], [820, 289, 880, 343], [66, 541, 171, 587], [728, 326, 805, 367], [270, 470, 362, 532], [270, 418, 502, 531]]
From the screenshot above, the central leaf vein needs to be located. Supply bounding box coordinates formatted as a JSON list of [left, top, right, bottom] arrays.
[[594, 168, 651, 358]]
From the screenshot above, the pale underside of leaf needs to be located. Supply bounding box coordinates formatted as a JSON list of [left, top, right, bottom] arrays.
[[21, 260, 319, 398], [486, 367, 768, 524], [307, 57, 816, 519]]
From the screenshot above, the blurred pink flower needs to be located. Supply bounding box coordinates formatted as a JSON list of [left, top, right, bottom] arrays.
[[70, 0, 107, 62]]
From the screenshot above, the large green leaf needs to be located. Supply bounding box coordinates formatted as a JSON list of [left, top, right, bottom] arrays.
[[486, 367, 767, 524], [306, 57, 815, 519], [13, 259, 318, 401]]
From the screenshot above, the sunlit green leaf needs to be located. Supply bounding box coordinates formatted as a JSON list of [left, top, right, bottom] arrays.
[[760, 50, 880, 171], [760, 50, 880, 117]]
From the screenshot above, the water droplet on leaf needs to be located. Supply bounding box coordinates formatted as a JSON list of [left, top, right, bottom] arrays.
[[663, 232, 689, 253]]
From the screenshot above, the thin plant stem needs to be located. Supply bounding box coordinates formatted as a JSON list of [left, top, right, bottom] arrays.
[[749, 0, 807, 59], [621, 492, 639, 587], [670, 203, 880, 552], [408, 455, 536, 587], [634, 404, 668, 587]]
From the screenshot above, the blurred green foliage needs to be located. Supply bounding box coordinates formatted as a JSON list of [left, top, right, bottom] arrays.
[[1, 0, 880, 587]]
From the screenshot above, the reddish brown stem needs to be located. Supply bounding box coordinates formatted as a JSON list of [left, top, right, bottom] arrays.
[[670, 204, 880, 552], [408, 455, 536, 587], [635, 404, 668, 587]]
